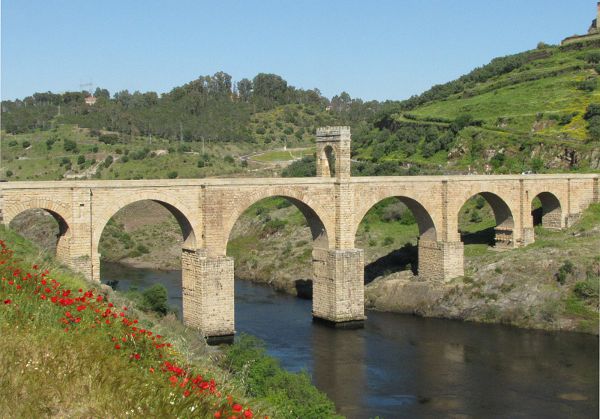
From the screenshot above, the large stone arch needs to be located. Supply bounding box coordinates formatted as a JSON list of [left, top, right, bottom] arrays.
[[92, 192, 199, 255], [4, 199, 72, 262], [220, 187, 333, 254], [351, 193, 439, 245]]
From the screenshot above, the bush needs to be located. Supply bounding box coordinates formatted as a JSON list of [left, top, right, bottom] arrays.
[[223, 335, 339, 418], [470, 209, 482, 223], [6, 170, 13, 177], [104, 155, 113, 167], [167, 171, 178, 179], [224, 155, 235, 164], [77, 155, 85, 165], [22, 140, 31, 148], [136, 244, 150, 255], [573, 280, 599, 300], [63, 139, 78, 153], [140, 284, 169, 315], [577, 78, 596, 92], [556, 260, 574, 285], [262, 219, 287, 236], [8, 140, 18, 147], [382, 236, 394, 246]]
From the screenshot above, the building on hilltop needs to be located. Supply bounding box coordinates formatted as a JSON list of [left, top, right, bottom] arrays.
[[562, 2, 600, 45], [84, 95, 97, 106]]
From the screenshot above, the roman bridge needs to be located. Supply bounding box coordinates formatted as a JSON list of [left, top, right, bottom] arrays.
[[0, 127, 598, 342]]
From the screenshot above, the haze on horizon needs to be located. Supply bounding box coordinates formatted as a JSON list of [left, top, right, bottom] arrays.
[[0, 0, 596, 102]]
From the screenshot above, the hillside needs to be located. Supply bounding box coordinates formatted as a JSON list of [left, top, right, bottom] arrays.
[[2, 39, 600, 182], [0, 227, 341, 418], [349, 39, 600, 174]]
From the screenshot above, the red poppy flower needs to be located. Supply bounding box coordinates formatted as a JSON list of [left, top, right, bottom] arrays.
[[232, 404, 242, 412], [214, 412, 222, 418], [114, 344, 121, 350], [244, 410, 253, 418], [3, 299, 11, 304]]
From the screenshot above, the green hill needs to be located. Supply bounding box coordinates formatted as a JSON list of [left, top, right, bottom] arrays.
[[348, 39, 600, 174], [2, 39, 599, 181]]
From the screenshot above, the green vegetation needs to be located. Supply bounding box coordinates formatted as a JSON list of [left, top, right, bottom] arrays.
[[3, 40, 599, 182], [224, 335, 341, 418], [0, 227, 341, 417]]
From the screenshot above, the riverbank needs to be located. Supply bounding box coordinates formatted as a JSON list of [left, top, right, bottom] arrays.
[[366, 204, 600, 334], [0, 228, 341, 418]]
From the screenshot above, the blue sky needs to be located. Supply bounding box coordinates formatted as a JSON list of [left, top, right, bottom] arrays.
[[1, 0, 596, 101]]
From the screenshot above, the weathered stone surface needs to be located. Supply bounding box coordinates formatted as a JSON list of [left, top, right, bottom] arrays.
[[0, 127, 598, 339]]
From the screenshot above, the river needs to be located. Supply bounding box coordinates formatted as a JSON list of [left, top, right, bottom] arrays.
[[102, 262, 599, 419]]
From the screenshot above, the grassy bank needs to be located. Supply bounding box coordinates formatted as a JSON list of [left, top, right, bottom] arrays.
[[0, 228, 341, 418]]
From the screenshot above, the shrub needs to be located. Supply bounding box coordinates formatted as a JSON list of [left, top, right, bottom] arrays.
[[573, 280, 599, 300], [139, 284, 169, 315], [167, 171, 178, 179], [556, 260, 574, 284], [224, 335, 338, 418], [63, 139, 78, 152], [22, 140, 31, 148], [262, 219, 287, 236], [104, 155, 113, 167], [8, 140, 18, 147], [382, 236, 394, 246], [577, 78, 596, 92], [470, 210, 482, 223], [136, 244, 150, 255], [224, 155, 235, 164], [6, 170, 13, 177], [77, 155, 85, 165]]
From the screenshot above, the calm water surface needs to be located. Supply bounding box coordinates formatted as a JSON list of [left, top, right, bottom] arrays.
[[102, 262, 599, 419]]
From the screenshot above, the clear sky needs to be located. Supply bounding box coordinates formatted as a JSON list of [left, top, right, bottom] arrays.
[[1, 0, 597, 101]]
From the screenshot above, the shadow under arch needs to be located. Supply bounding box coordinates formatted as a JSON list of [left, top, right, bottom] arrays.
[[531, 192, 562, 230], [354, 196, 438, 282], [459, 192, 514, 248], [322, 145, 336, 177]]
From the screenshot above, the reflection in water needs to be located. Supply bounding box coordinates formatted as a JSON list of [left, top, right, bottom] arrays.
[[102, 262, 599, 419]]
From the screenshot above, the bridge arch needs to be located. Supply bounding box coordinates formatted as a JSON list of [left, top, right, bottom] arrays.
[[532, 191, 563, 230], [4, 199, 72, 261], [92, 193, 199, 258], [221, 188, 333, 254], [352, 194, 438, 280], [352, 195, 438, 243], [458, 192, 515, 248]]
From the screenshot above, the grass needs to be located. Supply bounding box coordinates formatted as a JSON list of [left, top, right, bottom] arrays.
[[0, 227, 342, 418]]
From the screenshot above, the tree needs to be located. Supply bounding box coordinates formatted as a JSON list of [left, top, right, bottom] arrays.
[[237, 78, 253, 101]]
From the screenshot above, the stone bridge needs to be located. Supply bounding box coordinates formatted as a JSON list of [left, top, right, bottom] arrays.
[[1, 127, 598, 342]]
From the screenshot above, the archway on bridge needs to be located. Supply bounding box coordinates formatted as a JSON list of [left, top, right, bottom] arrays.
[[531, 192, 562, 230], [355, 196, 436, 284], [8, 208, 69, 259], [458, 192, 514, 253], [226, 195, 329, 304], [97, 199, 197, 317]]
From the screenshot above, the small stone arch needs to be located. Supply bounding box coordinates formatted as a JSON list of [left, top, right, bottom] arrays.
[[352, 195, 438, 243], [459, 192, 515, 247], [319, 145, 336, 177], [531, 191, 563, 229]]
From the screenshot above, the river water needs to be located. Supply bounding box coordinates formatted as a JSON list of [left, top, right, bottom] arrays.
[[102, 262, 599, 419]]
